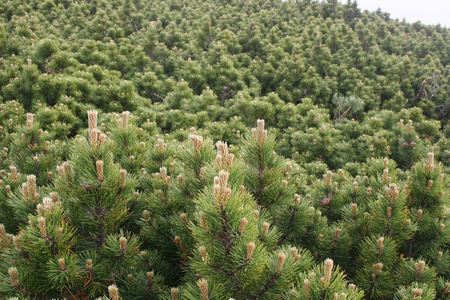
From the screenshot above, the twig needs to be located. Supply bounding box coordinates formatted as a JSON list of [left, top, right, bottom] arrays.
[[129, 17, 139, 33], [152, 92, 166, 103], [413, 80, 427, 105]]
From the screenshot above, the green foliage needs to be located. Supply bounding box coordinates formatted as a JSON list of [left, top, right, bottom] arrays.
[[0, 0, 449, 298], [293, 258, 365, 300], [0, 108, 448, 299]]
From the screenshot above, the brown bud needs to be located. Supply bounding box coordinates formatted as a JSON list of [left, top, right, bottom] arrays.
[[36, 204, 44, 215], [197, 278, 209, 300], [189, 134, 204, 152], [58, 258, 66, 271], [120, 111, 130, 129], [38, 217, 47, 237], [180, 213, 188, 225], [376, 237, 384, 250], [412, 288, 423, 298], [42, 197, 54, 212], [387, 207, 392, 219], [323, 258, 333, 285], [321, 197, 331, 206], [262, 222, 270, 237], [86, 258, 93, 270], [177, 174, 184, 186], [247, 242, 256, 259], [239, 218, 248, 232], [119, 237, 127, 250], [171, 287, 179, 300], [199, 246, 210, 264], [120, 169, 127, 188], [96, 161, 104, 181], [304, 279, 311, 296], [252, 119, 268, 145], [26, 113, 34, 131], [108, 285, 119, 300], [427, 152, 434, 171], [351, 203, 358, 216], [373, 262, 383, 274], [335, 228, 341, 240], [143, 210, 150, 222], [276, 253, 286, 272], [87, 110, 98, 131], [147, 271, 154, 282], [382, 168, 389, 183], [0, 224, 6, 240], [417, 209, 423, 220], [416, 260, 426, 274], [199, 212, 208, 231], [8, 267, 18, 286]]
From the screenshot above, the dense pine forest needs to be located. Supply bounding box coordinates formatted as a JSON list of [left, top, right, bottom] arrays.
[[0, 0, 449, 299]]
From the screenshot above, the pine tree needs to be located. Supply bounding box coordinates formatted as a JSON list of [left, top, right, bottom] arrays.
[[183, 166, 313, 299], [9, 112, 62, 186], [291, 258, 365, 300], [241, 119, 293, 215], [403, 152, 450, 273], [0, 110, 161, 299]]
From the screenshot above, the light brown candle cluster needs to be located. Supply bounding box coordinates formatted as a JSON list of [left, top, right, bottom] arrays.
[[216, 141, 234, 170], [213, 171, 231, 207]]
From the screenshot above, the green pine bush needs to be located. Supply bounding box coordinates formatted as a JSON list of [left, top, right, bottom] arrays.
[[0, 0, 449, 298]]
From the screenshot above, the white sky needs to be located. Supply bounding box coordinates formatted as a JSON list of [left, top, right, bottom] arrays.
[[342, 0, 450, 27]]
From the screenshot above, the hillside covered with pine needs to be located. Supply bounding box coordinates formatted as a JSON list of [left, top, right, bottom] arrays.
[[0, 0, 449, 299]]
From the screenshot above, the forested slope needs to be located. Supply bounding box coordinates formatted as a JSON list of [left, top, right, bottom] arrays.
[[0, 0, 449, 299], [1, 0, 449, 170]]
